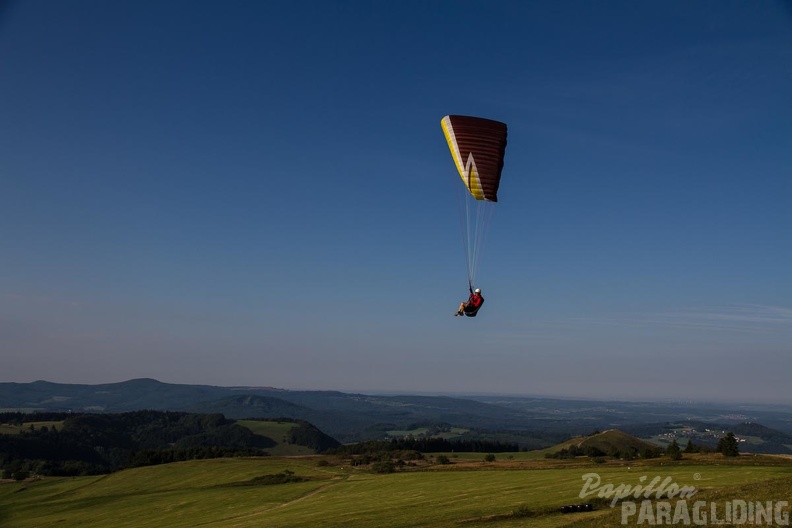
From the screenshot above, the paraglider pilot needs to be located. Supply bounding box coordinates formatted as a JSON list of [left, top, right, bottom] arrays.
[[455, 287, 484, 317]]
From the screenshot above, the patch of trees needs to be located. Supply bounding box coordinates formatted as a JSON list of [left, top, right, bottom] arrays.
[[546, 444, 664, 460], [0, 411, 275, 477], [666, 439, 682, 460], [351, 423, 571, 450], [717, 432, 739, 457], [328, 437, 519, 456], [683, 439, 713, 454], [0, 412, 74, 424], [127, 446, 265, 467], [344, 450, 423, 473], [450, 429, 555, 451]]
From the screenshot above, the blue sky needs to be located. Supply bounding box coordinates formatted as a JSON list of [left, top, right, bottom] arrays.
[[2, 1, 791, 403]]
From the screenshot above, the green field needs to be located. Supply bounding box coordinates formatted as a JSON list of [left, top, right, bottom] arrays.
[[236, 420, 315, 456], [0, 421, 63, 435], [2, 454, 791, 527]]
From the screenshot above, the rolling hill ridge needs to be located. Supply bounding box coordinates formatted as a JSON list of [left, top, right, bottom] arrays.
[[3, 379, 792, 450]]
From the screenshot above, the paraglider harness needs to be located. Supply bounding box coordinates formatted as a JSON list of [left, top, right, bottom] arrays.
[[462, 283, 484, 317]]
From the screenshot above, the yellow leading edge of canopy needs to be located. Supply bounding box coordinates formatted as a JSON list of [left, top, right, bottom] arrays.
[[441, 117, 486, 201]]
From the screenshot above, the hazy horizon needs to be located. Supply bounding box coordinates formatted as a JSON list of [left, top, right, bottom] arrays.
[[4, 376, 792, 408]]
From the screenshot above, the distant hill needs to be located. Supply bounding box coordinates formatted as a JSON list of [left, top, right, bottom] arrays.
[[546, 429, 661, 458], [237, 418, 341, 455], [575, 429, 659, 456], [731, 422, 792, 443], [0, 378, 233, 412], [187, 395, 317, 420], [0, 379, 553, 443], [620, 421, 792, 455], [730, 422, 792, 455], [3, 379, 792, 449]]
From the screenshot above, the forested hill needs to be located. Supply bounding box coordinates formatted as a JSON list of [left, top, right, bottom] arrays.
[[0, 411, 337, 477], [3, 379, 792, 448]]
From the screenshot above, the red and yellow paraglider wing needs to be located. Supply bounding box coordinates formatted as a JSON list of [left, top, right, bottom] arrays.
[[441, 115, 508, 202]]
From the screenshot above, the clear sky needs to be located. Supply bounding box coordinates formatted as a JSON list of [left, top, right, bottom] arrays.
[[2, 1, 791, 403]]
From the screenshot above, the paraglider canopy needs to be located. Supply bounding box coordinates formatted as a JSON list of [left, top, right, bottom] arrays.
[[441, 115, 508, 287], [441, 115, 508, 202]]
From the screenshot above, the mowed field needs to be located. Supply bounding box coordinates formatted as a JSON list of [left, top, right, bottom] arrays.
[[235, 420, 316, 456], [0, 421, 63, 435], [1, 454, 791, 528]]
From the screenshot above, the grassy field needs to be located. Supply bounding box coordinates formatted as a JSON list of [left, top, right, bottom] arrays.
[[0, 421, 63, 435], [236, 420, 315, 456], [1, 454, 791, 527]]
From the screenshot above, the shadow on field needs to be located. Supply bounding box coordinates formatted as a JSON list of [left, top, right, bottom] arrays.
[[0, 503, 9, 526]]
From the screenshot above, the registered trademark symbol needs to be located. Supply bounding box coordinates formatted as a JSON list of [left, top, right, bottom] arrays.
[[694, 473, 701, 480]]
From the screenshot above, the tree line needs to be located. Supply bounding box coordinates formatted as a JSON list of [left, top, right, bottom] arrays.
[[546, 433, 738, 462], [0, 410, 274, 478], [327, 436, 520, 455]]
